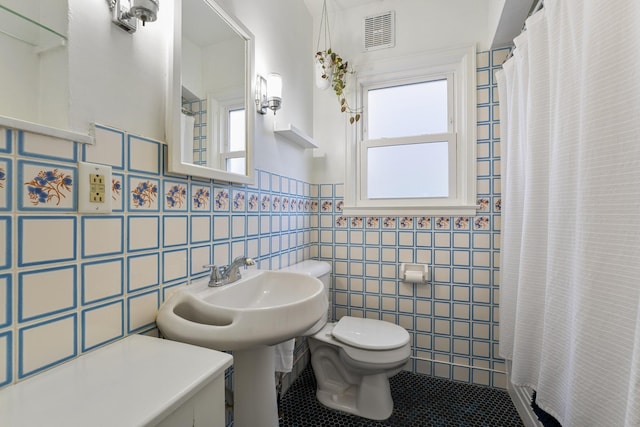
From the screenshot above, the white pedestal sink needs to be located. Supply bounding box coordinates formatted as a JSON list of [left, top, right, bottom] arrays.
[[156, 270, 328, 427]]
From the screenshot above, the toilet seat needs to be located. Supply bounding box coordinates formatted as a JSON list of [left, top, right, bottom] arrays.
[[332, 317, 410, 350]]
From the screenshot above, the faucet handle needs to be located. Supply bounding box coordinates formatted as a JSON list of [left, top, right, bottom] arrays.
[[203, 263, 225, 275], [203, 264, 226, 286]]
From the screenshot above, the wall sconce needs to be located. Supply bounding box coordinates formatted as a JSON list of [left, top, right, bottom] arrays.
[[256, 73, 283, 115], [108, 0, 159, 33]]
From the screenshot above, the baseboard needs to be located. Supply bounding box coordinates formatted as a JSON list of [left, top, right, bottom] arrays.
[[507, 381, 543, 427]]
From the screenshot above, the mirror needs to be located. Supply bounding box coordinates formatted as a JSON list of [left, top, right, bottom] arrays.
[[167, 0, 254, 184]]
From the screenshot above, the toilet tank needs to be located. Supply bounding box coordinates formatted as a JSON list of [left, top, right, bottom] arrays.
[[280, 260, 331, 322]]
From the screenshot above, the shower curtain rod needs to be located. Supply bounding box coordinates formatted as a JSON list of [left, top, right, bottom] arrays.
[[502, 0, 544, 64], [181, 107, 196, 117], [532, 0, 544, 14], [503, 0, 544, 62]]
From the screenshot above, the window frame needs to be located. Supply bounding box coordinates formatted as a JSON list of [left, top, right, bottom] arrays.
[[220, 104, 246, 174], [361, 133, 457, 203], [343, 45, 477, 217], [209, 96, 246, 173]]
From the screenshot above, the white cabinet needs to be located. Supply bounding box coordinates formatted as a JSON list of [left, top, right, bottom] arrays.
[[0, 335, 233, 427], [156, 379, 225, 427]]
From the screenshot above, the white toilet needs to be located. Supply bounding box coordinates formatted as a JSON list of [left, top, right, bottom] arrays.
[[281, 260, 411, 421]]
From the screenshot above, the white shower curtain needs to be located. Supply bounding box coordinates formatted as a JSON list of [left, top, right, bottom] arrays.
[[497, 1, 640, 426]]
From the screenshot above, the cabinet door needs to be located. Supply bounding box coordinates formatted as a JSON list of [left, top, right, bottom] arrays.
[[155, 379, 225, 427]]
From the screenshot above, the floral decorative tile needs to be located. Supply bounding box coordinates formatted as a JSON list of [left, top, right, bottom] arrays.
[[213, 188, 228, 211], [128, 176, 160, 211], [232, 190, 246, 211], [494, 198, 502, 212], [366, 217, 379, 228], [261, 194, 270, 212], [304, 200, 310, 211], [282, 197, 289, 212], [272, 195, 280, 211], [477, 197, 490, 212], [474, 216, 490, 230], [111, 173, 124, 212], [19, 160, 76, 211], [454, 217, 470, 230], [399, 217, 413, 229], [382, 217, 396, 229], [321, 200, 332, 212], [335, 216, 347, 228], [247, 192, 259, 211], [310, 200, 318, 212], [435, 217, 451, 229], [335, 200, 344, 212], [164, 181, 188, 211], [417, 217, 431, 229], [0, 158, 11, 211], [193, 186, 211, 211], [297, 199, 304, 212], [351, 217, 363, 228]]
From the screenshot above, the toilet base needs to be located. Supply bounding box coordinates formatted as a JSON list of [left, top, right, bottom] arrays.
[[315, 372, 394, 420]]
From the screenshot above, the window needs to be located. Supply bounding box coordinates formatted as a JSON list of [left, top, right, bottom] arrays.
[[209, 97, 246, 175], [223, 107, 246, 175], [343, 45, 477, 216]]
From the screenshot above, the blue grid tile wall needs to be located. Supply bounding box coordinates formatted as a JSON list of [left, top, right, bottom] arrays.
[[0, 123, 316, 390], [313, 49, 509, 389]]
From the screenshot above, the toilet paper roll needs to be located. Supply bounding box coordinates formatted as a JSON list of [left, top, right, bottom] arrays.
[[404, 271, 425, 283]]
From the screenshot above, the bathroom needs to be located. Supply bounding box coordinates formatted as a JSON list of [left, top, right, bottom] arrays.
[[1, 0, 638, 426]]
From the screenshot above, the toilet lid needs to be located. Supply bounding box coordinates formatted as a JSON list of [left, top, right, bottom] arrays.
[[331, 317, 410, 350]]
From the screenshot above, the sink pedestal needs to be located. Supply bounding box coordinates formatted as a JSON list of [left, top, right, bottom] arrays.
[[233, 345, 279, 427]]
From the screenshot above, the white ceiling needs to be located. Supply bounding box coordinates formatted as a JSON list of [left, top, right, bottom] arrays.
[[303, 0, 385, 17], [303, 0, 534, 49]]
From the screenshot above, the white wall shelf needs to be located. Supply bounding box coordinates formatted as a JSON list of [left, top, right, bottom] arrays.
[[0, 115, 94, 145], [0, 4, 67, 53], [274, 124, 317, 149]]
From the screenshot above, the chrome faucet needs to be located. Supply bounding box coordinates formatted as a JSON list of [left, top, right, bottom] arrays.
[[204, 256, 255, 287]]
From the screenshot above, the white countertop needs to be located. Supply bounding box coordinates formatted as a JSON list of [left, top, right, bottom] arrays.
[[0, 335, 233, 427]]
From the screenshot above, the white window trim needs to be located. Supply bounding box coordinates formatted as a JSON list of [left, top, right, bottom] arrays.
[[208, 95, 245, 170], [343, 45, 477, 217]]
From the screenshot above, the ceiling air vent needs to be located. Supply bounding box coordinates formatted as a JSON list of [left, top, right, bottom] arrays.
[[363, 11, 395, 52]]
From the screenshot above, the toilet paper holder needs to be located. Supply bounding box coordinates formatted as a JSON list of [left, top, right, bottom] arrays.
[[400, 263, 429, 284]]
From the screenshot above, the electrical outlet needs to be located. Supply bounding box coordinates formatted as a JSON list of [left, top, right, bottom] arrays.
[[78, 162, 112, 213], [89, 173, 106, 203]]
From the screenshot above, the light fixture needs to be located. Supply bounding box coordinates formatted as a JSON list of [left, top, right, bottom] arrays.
[[256, 73, 283, 115], [108, 0, 159, 33]]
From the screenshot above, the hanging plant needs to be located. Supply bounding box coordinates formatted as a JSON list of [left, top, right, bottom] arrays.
[[314, 1, 361, 124], [315, 49, 361, 124]]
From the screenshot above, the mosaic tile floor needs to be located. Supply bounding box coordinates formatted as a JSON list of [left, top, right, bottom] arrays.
[[279, 366, 525, 427]]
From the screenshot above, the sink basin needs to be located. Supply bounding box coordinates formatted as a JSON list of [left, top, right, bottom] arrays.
[[156, 269, 327, 351]]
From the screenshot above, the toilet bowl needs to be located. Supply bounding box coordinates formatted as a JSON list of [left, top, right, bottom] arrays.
[[280, 260, 411, 421]]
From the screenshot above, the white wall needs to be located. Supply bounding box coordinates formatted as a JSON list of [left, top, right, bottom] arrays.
[[225, 0, 315, 182], [68, 0, 170, 141], [307, 0, 494, 183], [67, 0, 314, 183], [0, 0, 68, 128]]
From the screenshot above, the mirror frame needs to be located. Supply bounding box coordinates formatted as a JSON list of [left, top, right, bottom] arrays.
[[167, 0, 255, 184]]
